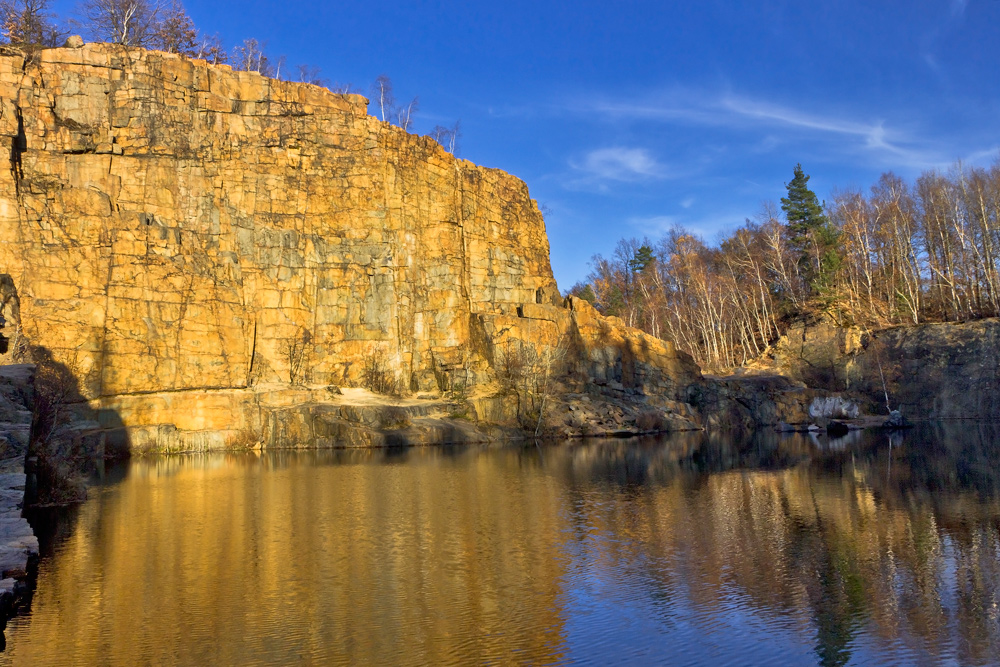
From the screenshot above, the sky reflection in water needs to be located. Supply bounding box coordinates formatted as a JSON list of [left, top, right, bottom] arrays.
[[3, 422, 1000, 666]]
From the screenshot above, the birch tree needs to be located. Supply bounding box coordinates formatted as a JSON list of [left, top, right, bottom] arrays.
[[430, 120, 461, 154], [370, 74, 394, 123], [230, 37, 274, 75], [78, 0, 160, 47], [370, 75, 419, 130]]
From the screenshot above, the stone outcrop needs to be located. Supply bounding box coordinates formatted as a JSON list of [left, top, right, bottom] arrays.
[[750, 316, 1000, 420], [755, 318, 862, 390], [868, 319, 1000, 419], [0, 44, 714, 450]]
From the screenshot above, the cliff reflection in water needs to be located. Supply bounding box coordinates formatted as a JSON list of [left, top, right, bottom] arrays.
[[5, 424, 1000, 666]]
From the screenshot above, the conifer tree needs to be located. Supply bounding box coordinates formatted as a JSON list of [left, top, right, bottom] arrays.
[[628, 244, 655, 273], [781, 163, 840, 296]]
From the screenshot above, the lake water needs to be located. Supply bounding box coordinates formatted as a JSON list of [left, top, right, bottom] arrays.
[[3, 424, 1000, 665]]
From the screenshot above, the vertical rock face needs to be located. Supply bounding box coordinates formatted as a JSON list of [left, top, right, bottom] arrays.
[[0, 44, 558, 391], [0, 44, 703, 447]]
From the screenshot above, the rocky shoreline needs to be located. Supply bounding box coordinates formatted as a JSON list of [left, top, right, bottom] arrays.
[[0, 366, 40, 639]]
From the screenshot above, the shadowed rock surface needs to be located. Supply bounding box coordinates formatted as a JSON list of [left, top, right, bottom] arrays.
[[750, 316, 1000, 419], [0, 365, 39, 631]]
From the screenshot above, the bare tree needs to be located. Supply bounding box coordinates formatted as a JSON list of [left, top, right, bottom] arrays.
[[394, 96, 418, 131], [429, 120, 461, 154], [77, 0, 161, 47], [370, 74, 395, 122], [329, 81, 359, 94], [1, 0, 63, 46], [296, 64, 327, 86], [192, 31, 226, 64], [285, 327, 312, 385], [362, 346, 399, 395], [370, 74, 419, 130], [151, 0, 194, 55], [230, 37, 274, 75], [493, 337, 566, 433]]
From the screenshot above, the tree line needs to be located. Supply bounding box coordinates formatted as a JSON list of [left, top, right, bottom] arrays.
[[0, 0, 460, 152], [570, 160, 1000, 371]]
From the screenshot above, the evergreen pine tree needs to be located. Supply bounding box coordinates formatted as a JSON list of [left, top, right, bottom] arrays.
[[780, 164, 840, 296], [781, 164, 826, 238], [628, 245, 655, 273]]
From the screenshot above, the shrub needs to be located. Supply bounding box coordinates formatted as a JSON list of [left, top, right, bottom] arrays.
[[362, 347, 399, 396]]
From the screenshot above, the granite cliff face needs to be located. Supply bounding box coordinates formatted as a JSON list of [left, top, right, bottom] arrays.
[[1, 42, 559, 395], [0, 43, 712, 450]]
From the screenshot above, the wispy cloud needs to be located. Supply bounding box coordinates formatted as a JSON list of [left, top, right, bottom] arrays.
[[720, 96, 941, 167], [951, 0, 967, 19], [571, 147, 667, 181], [719, 96, 874, 138], [559, 147, 675, 191], [584, 89, 955, 171], [960, 146, 1000, 165]]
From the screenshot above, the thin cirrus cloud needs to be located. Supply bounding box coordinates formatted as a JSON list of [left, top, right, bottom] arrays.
[[584, 91, 964, 171], [563, 147, 672, 190]]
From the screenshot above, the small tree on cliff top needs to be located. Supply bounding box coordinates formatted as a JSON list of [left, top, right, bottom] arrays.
[[153, 0, 196, 55], [370, 75, 420, 130], [193, 32, 226, 64], [1, 0, 64, 46], [429, 120, 461, 154], [77, 0, 161, 46], [230, 37, 278, 76]]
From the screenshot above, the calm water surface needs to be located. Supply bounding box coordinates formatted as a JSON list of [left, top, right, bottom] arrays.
[[3, 424, 1000, 665]]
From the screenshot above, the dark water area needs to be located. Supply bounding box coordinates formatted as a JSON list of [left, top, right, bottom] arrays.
[[3, 423, 1000, 666]]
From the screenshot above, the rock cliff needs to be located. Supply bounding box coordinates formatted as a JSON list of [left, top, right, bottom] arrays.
[[750, 316, 1000, 420], [0, 43, 714, 450]]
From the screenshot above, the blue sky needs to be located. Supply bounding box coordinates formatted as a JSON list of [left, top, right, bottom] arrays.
[[53, 0, 1000, 288]]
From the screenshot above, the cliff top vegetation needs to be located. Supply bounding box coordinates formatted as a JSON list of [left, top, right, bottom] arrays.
[[0, 0, 462, 151], [572, 160, 1000, 371]]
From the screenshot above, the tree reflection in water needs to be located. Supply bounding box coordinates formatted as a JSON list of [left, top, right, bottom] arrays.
[[6, 423, 1000, 666], [560, 423, 1000, 666]]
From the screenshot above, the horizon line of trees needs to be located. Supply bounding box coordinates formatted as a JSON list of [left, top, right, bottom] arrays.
[[569, 159, 1000, 371], [0, 0, 461, 152]]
